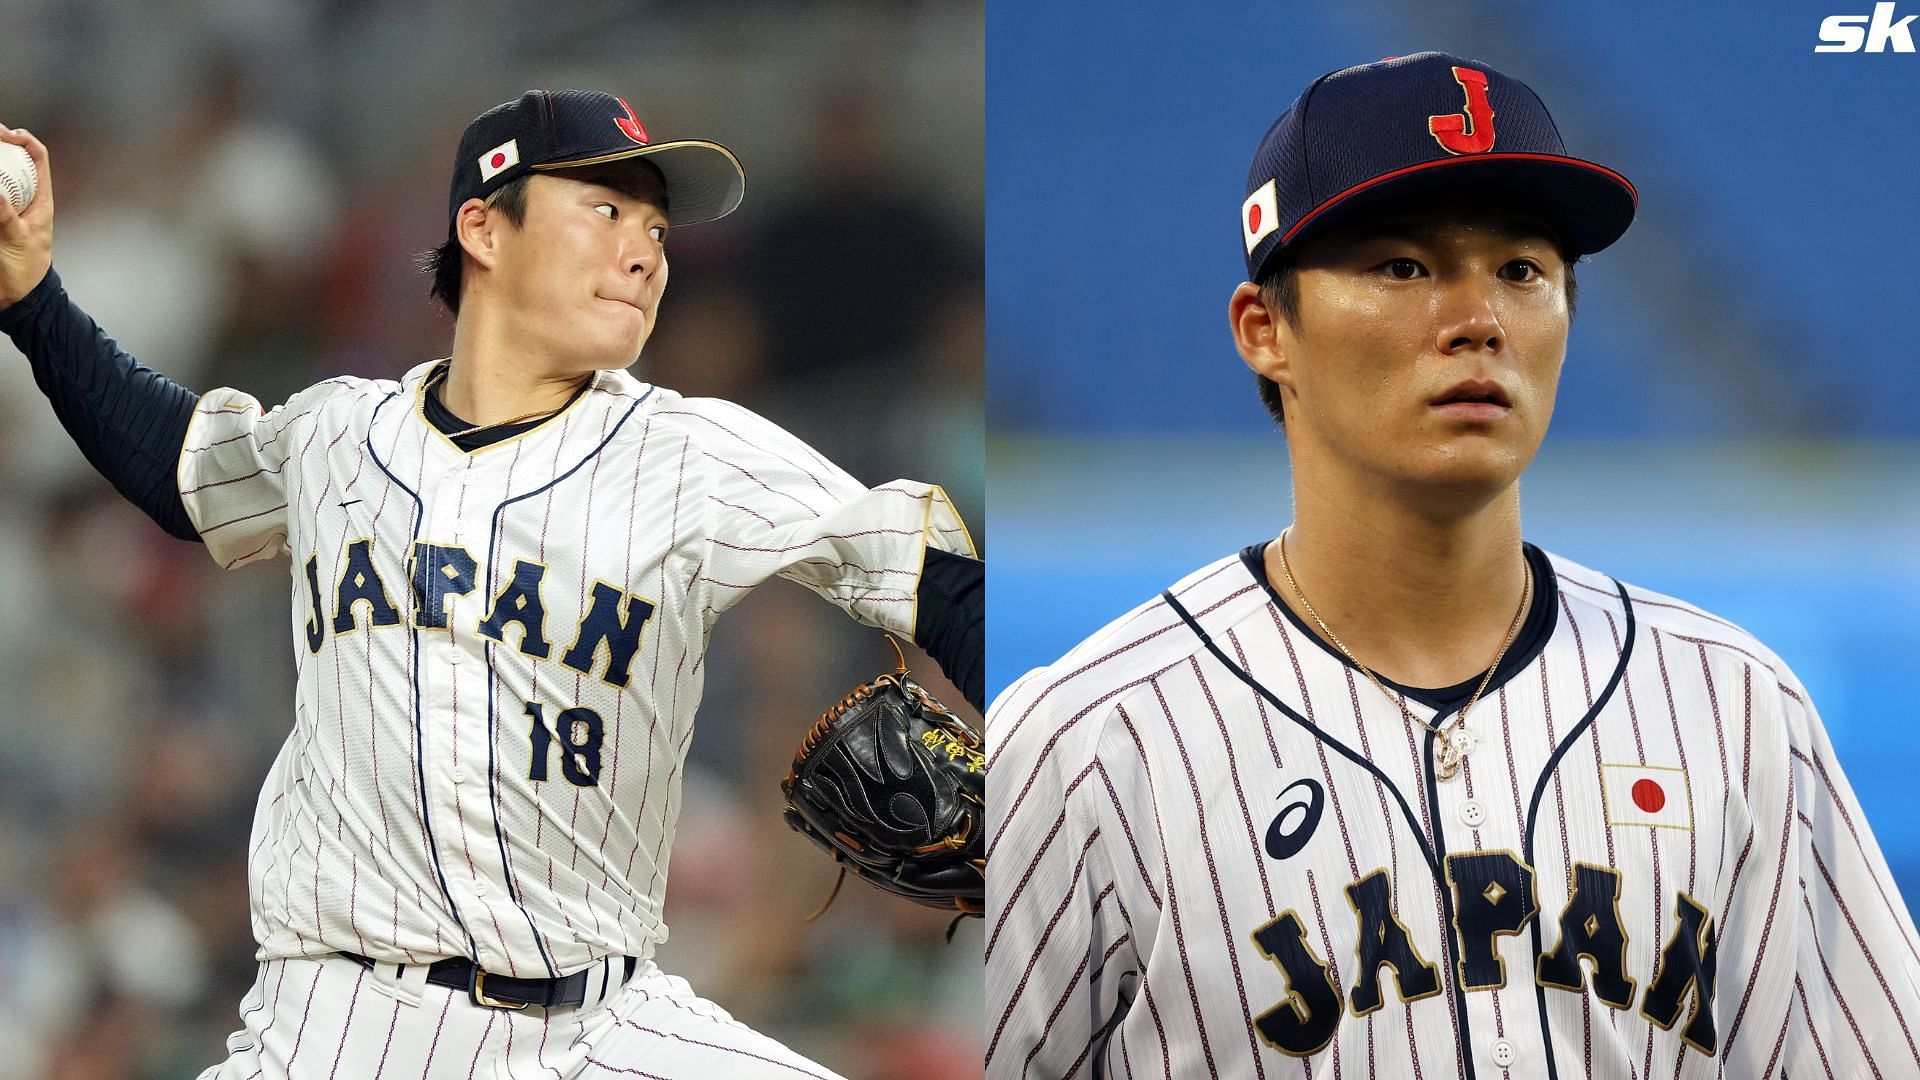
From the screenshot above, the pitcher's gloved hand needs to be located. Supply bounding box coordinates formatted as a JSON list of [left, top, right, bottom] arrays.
[[781, 638, 986, 920]]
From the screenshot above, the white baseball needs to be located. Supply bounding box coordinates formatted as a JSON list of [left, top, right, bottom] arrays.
[[0, 141, 38, 213]]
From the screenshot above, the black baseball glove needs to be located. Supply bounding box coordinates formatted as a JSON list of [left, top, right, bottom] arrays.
[[781, 639, 986, 920]]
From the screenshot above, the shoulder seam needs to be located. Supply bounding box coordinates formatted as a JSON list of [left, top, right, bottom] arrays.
[[1654, 626, 1786, 682]]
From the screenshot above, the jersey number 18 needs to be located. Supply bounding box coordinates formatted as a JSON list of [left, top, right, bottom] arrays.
[[525, 701, 604, 787]]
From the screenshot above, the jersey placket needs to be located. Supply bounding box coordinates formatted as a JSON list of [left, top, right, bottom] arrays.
[[1426, 702, 1529, 1079], [1351, 689, 1478, 1074], [424, 451, 526, 972]]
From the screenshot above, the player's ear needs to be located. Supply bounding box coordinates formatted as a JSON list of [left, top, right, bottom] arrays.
[[1229, 281, 1292, 389], [453, 198, 504, 272]]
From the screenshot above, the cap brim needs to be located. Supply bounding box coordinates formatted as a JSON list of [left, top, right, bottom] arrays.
[[1281, 153, 1637, 259], [533, 139, 746, 226]]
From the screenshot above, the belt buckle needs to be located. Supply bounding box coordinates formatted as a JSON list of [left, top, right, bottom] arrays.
[[469, 969, 528, 1010]]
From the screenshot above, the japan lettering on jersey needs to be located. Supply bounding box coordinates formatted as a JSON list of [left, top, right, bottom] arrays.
[[177, 361, 975, 978], [986, 548, 1920, 1079]]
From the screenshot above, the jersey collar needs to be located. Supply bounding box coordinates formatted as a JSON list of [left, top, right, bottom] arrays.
[[1238, 540, 1560, 714], [409, 359, 603, 457]]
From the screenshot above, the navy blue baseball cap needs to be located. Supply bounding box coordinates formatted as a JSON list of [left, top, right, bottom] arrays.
[[448, 89, 745, 237], [1241, 52, 1636, 282]]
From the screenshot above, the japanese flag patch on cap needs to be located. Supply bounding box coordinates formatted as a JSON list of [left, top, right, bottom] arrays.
[[1601, 764, 1692, 831], [478, 139, 520, 183], [1243, 178, 1279, 255]]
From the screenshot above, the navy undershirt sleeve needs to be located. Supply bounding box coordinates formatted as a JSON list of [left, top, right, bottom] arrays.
[[915, 546, 984, 712], [0, 269, 203, 541]]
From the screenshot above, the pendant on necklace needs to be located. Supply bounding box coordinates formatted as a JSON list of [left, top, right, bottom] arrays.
[[1435, 727, 1473, 782]]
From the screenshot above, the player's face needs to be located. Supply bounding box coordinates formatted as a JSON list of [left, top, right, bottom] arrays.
[[1237, 205, 1571, 504], [495, 170, 671, 371]]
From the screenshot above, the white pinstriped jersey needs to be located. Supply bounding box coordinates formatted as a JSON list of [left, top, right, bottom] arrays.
[[176, 360, 974, 979], [987, 545, 1920, 1079]]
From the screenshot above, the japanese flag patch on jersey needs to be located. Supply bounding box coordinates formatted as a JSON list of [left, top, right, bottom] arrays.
[[478, 139, 520, 183], [1601, 763, 1693, 831]]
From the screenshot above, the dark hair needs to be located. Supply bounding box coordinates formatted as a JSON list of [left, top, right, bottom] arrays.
[[419, 161, 669, 316], [421, 175, 532, 316], [1252, 258, 1302, 425], [1250, 247, 1580, 426]]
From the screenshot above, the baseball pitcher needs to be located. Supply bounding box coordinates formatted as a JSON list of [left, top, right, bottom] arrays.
[[0, 89, 983, 1078]]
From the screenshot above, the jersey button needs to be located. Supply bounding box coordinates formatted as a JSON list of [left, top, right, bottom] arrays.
[[1458, 799, 1486, 828], [474, 879, 488, 897], [451, 765, 466, 784], [1491, 1039, 1516, 1068]]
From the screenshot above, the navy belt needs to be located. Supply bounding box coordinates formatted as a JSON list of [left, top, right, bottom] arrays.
[[342, 952, 638, 1010]]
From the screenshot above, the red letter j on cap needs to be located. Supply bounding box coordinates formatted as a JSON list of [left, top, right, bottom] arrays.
[[1429, 66, 1497, 155]]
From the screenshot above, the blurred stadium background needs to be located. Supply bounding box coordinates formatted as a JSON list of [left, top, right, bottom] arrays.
[[989, 0, 1920, 913], [0, 1, 981, 1076]]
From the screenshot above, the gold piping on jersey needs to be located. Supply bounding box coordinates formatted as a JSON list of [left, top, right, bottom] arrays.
[[413, 361, 603, 457], [907, 483, 978, 647]]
